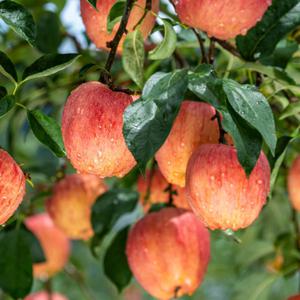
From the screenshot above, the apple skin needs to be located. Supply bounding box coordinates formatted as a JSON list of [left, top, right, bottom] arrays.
[[186, 144, 270, 231], [0, 149, 26, 225], [137, 169, 190, 211], [24, 291, 68, 300], [47, 174, 107, 240], [174, 0, 271, 40], [288, 155, 300, 211], [25, 213, 70, 279], [288, 295, 300, 300], [80, 0, 159, 52], [126, 207, 210, 299], [155, 101, 219, 187], [62, 82, 136, 178]]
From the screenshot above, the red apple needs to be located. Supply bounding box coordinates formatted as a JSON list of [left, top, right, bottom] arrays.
[[24, 291, 68, 300], [25, 213, 70, 279], [186, 144, 270, 230], [126, 207, 210, 299], [0, 149, 26, 225], [288, 295, 300, 300], [174, 0, 271, 40], [80, 0, 159, 52], [137, 169, 190, 211], [62, 82, 136, 178], [47, 174, 107, 240], [155, 101, 219, 187], [288, 155, 300, 211]]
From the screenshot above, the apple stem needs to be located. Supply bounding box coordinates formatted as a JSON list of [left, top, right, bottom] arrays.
[[212, 111, 227, 144], [213, 38, 241, 59]]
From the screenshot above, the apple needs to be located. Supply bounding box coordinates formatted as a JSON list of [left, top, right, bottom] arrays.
[[155, 101, 219, 187], [186, 144, 270, 230], [62, 82, 136, 178], [80, 0, 159, 52], [137, 169, 190, 211], [25, 213, 70, 279], [0, 149, 26, 225], [47, 174, 107, 240], [288, 155, 300, 211], [126, 207, 210, 299], [24, 291, 68, 300], [174, 0, 271, 40]]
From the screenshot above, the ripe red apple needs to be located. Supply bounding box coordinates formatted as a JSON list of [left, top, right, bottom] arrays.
[[137, 169, 190, 211], [155, 101, 219, 187], [0, 149, 26, 225], [80, 0, 159, 52], [288, 155, 300, 211], [62, 82, 136, 178], [126, 207, 210, 299], [174, 0, 271, 40], [47, 174, 107, 240], [186, 144, 270, 231], [288, 295, 300, 300], [25, 291, 68, 300], [25, 213, 70, 279]]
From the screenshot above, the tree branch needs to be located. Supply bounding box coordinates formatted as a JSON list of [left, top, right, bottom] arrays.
[[100, 0, 136, 86], [133, 0, 152, 30], [212, 111, 226, 144], [192, 28, 207, 64], [213, 38, 241, 59]]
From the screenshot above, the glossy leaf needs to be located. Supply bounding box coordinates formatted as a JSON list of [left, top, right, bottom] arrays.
[[0, 51, 18, 83], [237, 0, 300, 60], [123, 70, 188, 169], [107, 0, 125, 33], [223, 79, 277, 155], [0, 229, 33, 299], [104, 227, 131, 292], [149, 19, 177, 60], [0, 95, 16, 118], [0, 0, 36, 46], [27, 109, 66, 157], [91, 189, 138, 239], [122, 29, 145, 88], [22, 53, 80, 82]]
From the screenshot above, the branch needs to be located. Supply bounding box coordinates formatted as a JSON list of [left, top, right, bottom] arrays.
[[208, 39, 215, 64], [100, 0, 136, 86], [133, 0, 152, 30], [212, 111, 226, 144], [213, 38, 241, 59], [192, 28, 208, 64]]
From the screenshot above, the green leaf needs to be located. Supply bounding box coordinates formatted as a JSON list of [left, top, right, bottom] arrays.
[[0, 0, 36, 46], [107, 0, 125, 33], [36, 11, 62, 53], [91, 189, 138, 239], [0, 95, 16, 118], [104, 227, 132, 292], [260, 40, 299, 69], [269, 135, 297, 193], [123, 70, 188, 169], [0, 228, 33, 299], [0, 51, 18, 83], [280, 102, 300, 120], [0, 86, 7, 99], [87, 0, 97, 9], [188, 64, 219, 107], [149, 19, 177, 60], [233, 272, 279, 300], [22, 226, 46, 264], [27, 109, 66, 157], [221, 103, 263, 175], [236, 0, 300, 60], [222, 79, 277, 155], [122, 29, 145, 88], [22, 53, 80, 82]]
